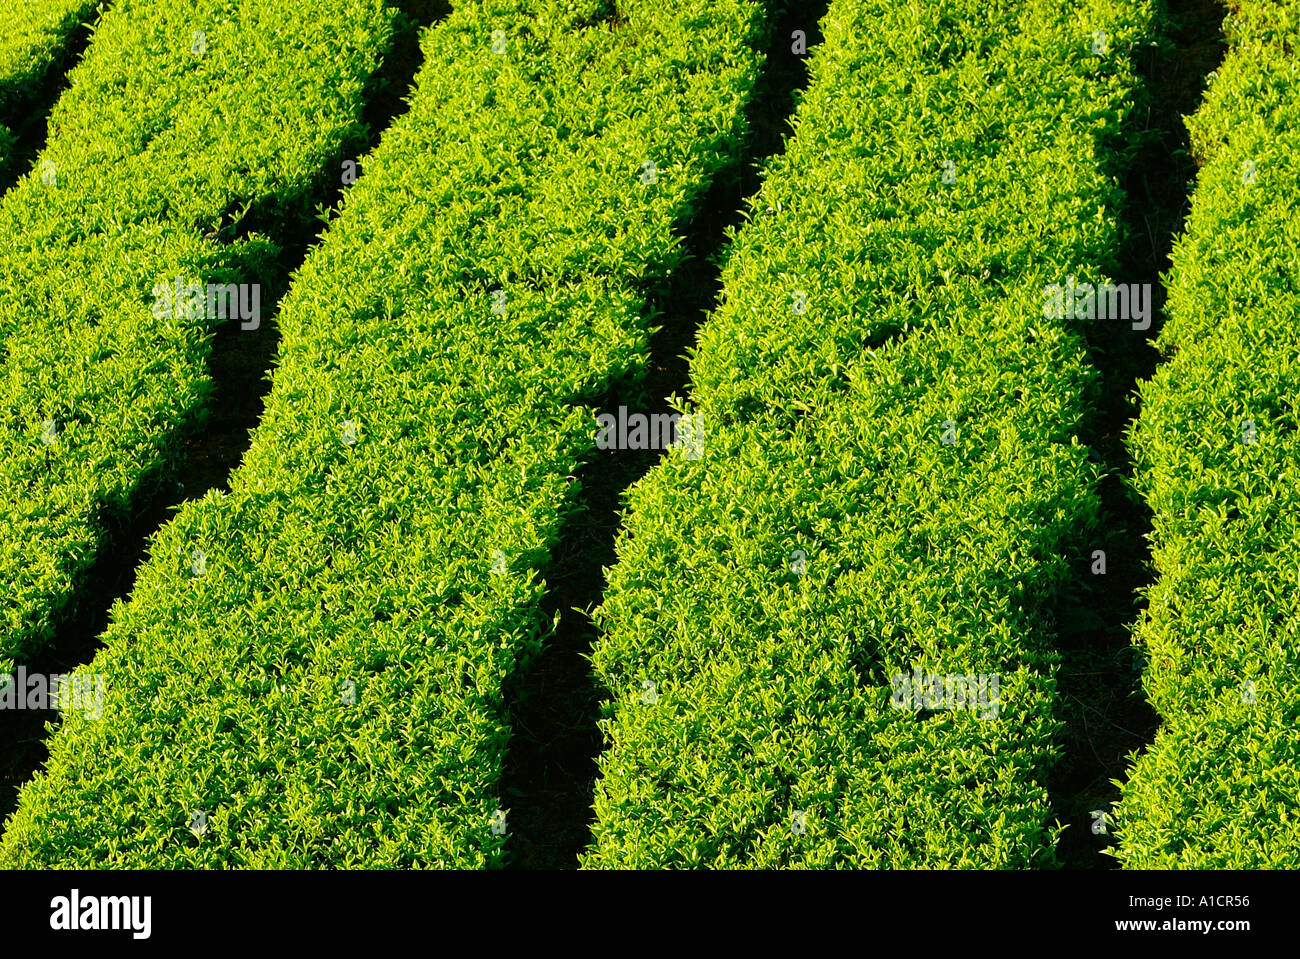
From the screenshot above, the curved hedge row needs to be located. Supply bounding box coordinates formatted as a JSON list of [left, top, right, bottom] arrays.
[[582, 0, 1155, 868], [0, 0, 770, 867], [0, 0, 403, 673], [0, 0, 102, 179], [1114, 0, 1300, 867]]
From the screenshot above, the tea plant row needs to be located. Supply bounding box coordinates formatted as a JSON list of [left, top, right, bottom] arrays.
[[1114, 0, 1300, 868], [583, 0, 1155, 868]]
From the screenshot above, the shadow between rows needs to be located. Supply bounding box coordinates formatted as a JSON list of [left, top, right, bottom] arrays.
[[0, 2, 102, 195], [1045, 0, 1227, 869], [497, 0, 830, 870]]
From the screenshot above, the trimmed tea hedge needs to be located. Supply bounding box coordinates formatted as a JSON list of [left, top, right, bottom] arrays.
[[582, 0, 1155, 868], [0, 0, 102, 180], [1113, 0, 1300, 868], [0, 0, 770, 867], [0, 0, 403, 673]]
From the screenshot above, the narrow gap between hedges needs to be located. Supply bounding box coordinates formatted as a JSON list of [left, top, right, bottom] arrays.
[[0, 0, 448, 832], [1046, 0, 1227, 869], [1, 5, 102, 197], [498, 0, 830, 871]]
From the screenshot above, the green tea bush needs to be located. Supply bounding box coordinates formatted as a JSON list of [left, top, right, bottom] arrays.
[[0, 0, 102, 180], [0, 0, 769, 867], [582, 0, 1155, 868], [0, 0, 402, 673], [1114, 0, 1300, 868]]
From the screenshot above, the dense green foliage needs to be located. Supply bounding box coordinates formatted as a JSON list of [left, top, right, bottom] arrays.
[[0, 0, 102, 179], [3, 0, 1287, 873], [0, 0, 769, 867], [582, 0, 1155, 868], [0, 0, 401, 673], [1114, 0, 1300, 867]]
